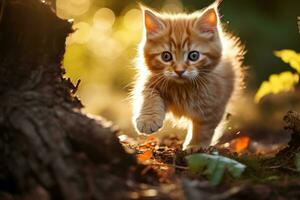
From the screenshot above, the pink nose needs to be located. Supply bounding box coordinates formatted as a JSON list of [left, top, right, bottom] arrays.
[[175, 70, 185, 77]]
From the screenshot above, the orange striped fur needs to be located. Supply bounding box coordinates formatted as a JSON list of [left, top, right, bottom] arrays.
[[132, 2, 244, 150]]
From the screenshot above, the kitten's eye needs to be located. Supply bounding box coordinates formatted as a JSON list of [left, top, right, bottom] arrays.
[[188, 51, 200, 62], [161, 51, 173, 62]]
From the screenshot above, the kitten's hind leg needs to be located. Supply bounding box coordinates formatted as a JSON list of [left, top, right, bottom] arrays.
[[134, 89, 165, 135], [183, 120, 218, 152]]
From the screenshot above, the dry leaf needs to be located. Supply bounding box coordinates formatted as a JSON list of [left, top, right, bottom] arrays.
[[146, 135, 157, 141], [137, 150, 153, 163], [232, 136, 250, 153]]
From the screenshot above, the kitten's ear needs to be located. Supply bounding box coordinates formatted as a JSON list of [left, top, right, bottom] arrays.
[[140, 5, 165, 38], [194, 6, 219, 38]]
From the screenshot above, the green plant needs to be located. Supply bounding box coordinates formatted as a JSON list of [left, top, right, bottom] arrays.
[[186, 153, 246, 185]]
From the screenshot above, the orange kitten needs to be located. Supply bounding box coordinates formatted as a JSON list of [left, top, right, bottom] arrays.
[[132, 2, 244, 150]]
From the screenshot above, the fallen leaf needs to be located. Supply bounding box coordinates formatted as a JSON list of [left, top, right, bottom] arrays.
[[146, 135, 158, 142], [232, 136, 250, 153], [137, 150, 153, 163]]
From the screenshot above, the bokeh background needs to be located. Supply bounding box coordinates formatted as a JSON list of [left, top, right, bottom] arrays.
[[57, 0, 300, 138]]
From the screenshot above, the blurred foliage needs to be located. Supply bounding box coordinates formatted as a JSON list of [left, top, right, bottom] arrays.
[[186, 153, 246, 185], [255, 50, 300, 103], [275, 50, 300, 73], [57, 0, 300, 135], [295, 153, 300, 172]]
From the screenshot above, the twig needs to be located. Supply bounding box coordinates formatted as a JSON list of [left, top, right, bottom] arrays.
[[281, 167, 299, 173], [72, 79, 81, 94], [267, 165, 281, 169], [268, 165, 299, 173], [151, 163, 188, 170]]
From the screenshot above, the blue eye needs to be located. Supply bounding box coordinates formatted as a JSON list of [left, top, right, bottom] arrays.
[[188, 51, 200, 61], [161, 51, 173, 62]]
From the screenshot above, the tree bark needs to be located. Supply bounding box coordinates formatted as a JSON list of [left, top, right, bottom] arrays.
[[0, 0, 135, 199]]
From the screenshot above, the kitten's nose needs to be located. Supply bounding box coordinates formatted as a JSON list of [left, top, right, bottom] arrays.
[[175, 70, 185, 77]]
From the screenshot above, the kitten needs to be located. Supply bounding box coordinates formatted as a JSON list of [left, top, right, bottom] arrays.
[[132, 1, 244, 151]]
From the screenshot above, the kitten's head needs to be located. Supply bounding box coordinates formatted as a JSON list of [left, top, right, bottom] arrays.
[[140, 3, 223, 82]]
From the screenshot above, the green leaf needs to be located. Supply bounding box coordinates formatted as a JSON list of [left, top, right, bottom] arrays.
[[274, 50, 300, 73], [186, 153, 246, 185]]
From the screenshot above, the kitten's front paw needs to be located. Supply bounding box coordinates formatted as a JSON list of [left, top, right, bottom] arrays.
[[136, 115, 163, 134]]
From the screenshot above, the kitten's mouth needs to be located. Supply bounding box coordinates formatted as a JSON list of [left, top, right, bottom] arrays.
[[171, 76, 188, 83]]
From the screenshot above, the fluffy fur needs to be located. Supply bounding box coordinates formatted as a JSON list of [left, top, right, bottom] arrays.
[[132, 2, 244, 150]]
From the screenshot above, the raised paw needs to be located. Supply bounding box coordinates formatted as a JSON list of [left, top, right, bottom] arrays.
[[136, 115, 163, 134]]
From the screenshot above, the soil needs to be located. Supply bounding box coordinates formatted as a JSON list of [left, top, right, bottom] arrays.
[[117, 111, 300, 200]]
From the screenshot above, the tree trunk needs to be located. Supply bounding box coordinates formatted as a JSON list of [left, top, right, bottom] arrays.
[[0, 0, 135, 199]]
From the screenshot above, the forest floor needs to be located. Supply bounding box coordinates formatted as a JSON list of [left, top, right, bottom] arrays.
[[115, 111, 300, 200], [1, 1, 299, 199]]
